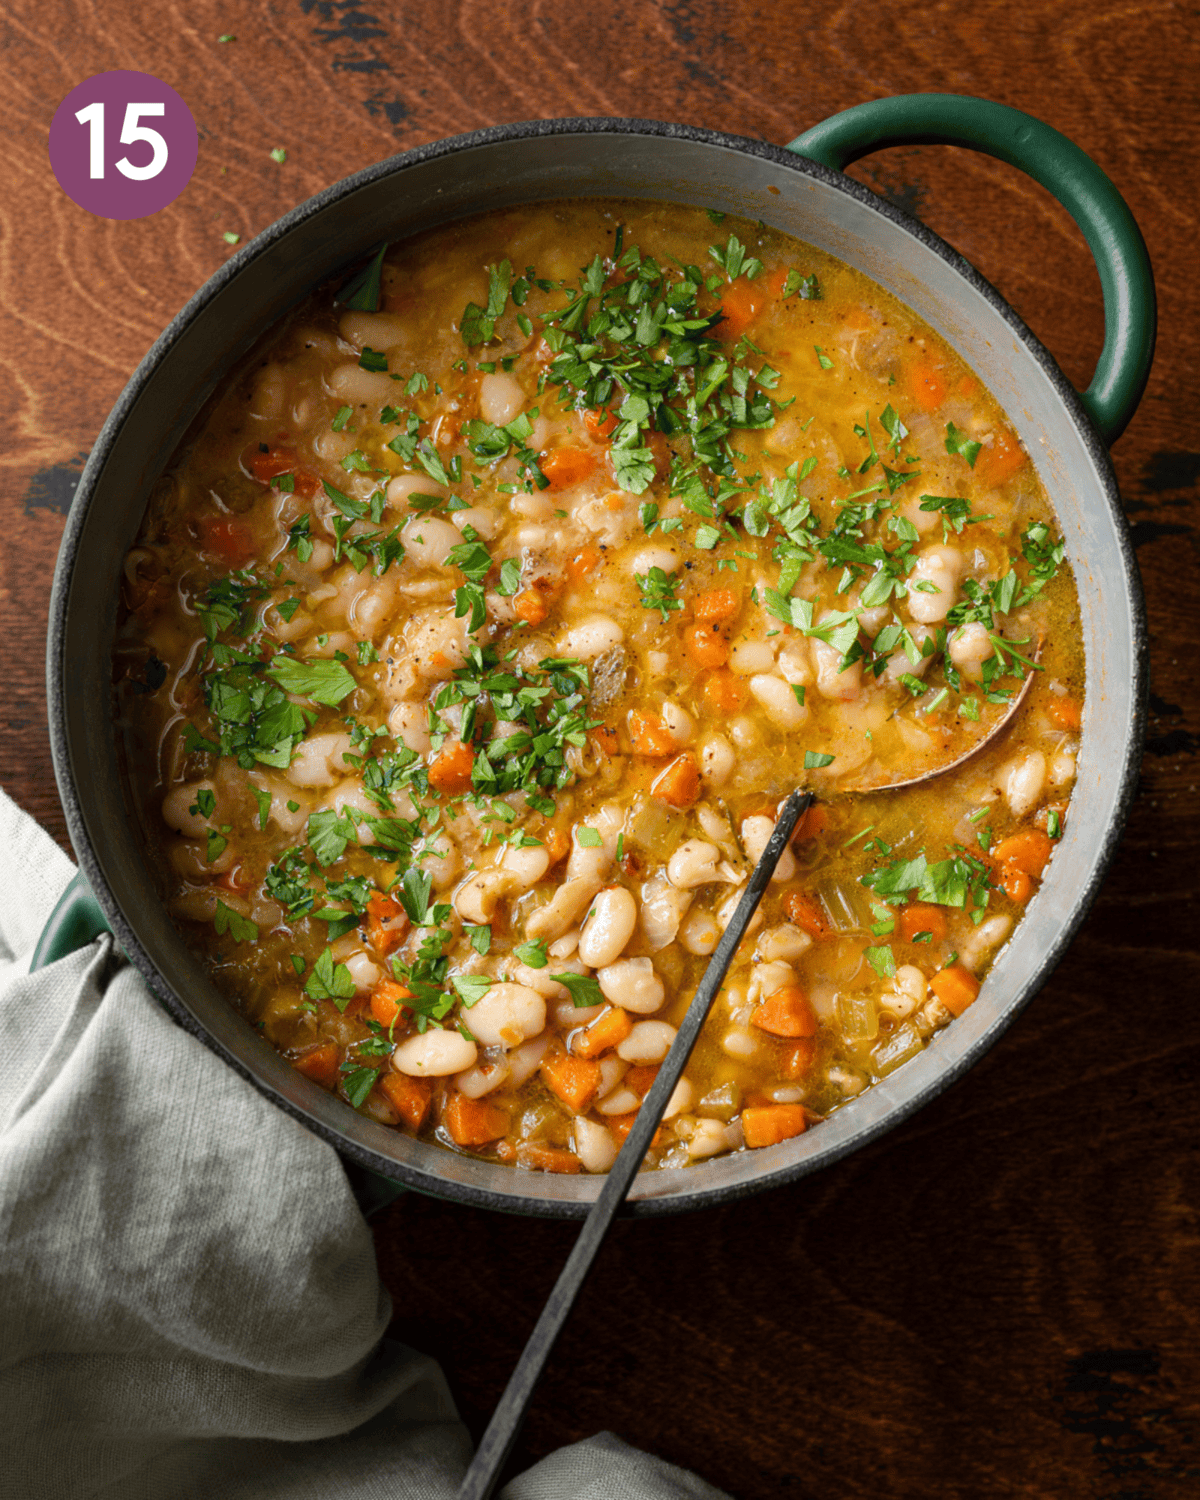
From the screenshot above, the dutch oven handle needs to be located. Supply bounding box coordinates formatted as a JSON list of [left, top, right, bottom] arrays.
[[31, 869, 110, 971], [787, 94, 1156, 447]]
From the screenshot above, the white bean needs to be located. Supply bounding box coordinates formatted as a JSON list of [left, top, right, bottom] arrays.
[[388, 702, 431, 755], [573, 1116, 617, 1174], [452, 505, 500, 540], [948, 621, 994, 679], [678, 905, 722, 956], [597, 957, 665, 1015], [285, 732, 353, 788], [595, 1055, 628, 1100], [699, 733, 736, 786], [907, 545, 964, 624], [1002, 749, 1047, 818], [740, 815, 796, 883], [617, 1020, 677, 1063], [455, 1057, 511, 1099], [631, 545, 681, 576], [757, 923, 813, 964], [749, 672, 810, 729], [776, 640, 815, 686], [387, 472, 449, 511], [748, 960, 797, 1004], [525, 876, 603, 941], [660, 701, 695, 746], [729, 638, 776, 676], [639, 871, 694, 951], [506, 1033, 551, 1089], [578, 886, 638, 968], [559, 616, 625, 660], [812, 638, 862, 702], [161, 781, 216, 839], [667, 839, 723, 890], [479, 370, 525, 426], [663, 1078, 694, 1120], [960, 914, 1013, 972], [327, 363, 394, 404], [343, 951, 382, 994], [392, 1029, 477, 1077], [463, 982, 546, 1049], [722, 1026, 759, 1060], [686, 1117, 743, 1159], [401, 515, 461, 568], [596, 1086, 641, 1116]]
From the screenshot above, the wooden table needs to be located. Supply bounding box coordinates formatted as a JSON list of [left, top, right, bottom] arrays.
[[5, 3, 1198, 1494]]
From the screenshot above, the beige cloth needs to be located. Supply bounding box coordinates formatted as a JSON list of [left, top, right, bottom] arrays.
[[0, 788, 730, 1500]]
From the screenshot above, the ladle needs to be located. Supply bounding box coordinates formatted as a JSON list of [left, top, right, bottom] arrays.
[[458, 659, 1038, 1498]]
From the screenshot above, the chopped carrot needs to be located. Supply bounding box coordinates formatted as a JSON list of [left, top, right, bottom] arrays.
[[540, 447, 596, 490], [651, 752, 701, 809], [572, 1006, 633, 1059], [607, 1113, 668, 1149], [378, 1071, 432, 1131], [791, 803, 830, 844], [627, 709, 676, 758], [427, 740, 475, 795], [518, 1142, 582, 1174], [198, 515, 256, 567], [513, 589, 550, 626], [841, 304, 877, 333], [292, 1043, 340, 1089], [684, 624, 729, 669], [975, 427, 1027, 488], [540, 1046, 602, 1112], [366, 894, 410, 956], [567, 546, 600, 582], [991, 829, 1053, 877], [905, 354, 947, 413], [370, 978, 413, 1028], [693, 587, 741, 624], [742, 1104, 808, 1149], [444, 1091, 509, 1147], [898, 904, 948, 944], [750, 984, 818, 1038], [701, 669, 744, 715], [1046, 696, 1082, 731], [584, 406, 618, 440], [245, 444, 319, 498], [999, 864, 1034, 904], [783, 889, 829, 939], [778, 1038, 816, 1079], [624, 1064, 660, 1096], [930, 964, 980, 1017], [716, 279, 765, 341], [956, 373, 981, 398], [541, 822, 572, 866]]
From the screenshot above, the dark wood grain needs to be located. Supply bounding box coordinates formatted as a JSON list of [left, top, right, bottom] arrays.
[[3, 3, 1198, 1496]]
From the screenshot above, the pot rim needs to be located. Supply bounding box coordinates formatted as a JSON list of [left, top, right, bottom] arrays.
[[47, 115, 1148, 1218]]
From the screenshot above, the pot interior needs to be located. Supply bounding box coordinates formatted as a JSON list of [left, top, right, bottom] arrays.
[[52, 122, 1143, 1217]]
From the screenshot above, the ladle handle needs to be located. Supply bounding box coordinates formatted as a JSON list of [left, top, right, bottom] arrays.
[[787, 94, 1156, 446], [458, 792, 814, 1499]]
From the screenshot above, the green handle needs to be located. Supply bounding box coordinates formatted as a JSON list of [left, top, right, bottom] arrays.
[[31, 870, 112, 971], [787, 94, 1155, 446]]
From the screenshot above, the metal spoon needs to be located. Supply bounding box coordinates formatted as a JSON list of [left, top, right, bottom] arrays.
[[456, 788, 815, 1500], [458, 650, 1040, 1497]]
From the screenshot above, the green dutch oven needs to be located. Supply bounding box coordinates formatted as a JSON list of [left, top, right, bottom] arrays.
[[38, 95, 1154, 1216]]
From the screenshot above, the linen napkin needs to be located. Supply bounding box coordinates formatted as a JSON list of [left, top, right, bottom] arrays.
[[0, 787, 730, 1499]]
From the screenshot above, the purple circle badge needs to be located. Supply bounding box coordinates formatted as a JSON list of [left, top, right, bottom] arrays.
[[49, 71, 198, 221]]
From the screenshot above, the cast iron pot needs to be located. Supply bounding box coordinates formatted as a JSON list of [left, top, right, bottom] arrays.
[[39, 95, 1154, 1217]]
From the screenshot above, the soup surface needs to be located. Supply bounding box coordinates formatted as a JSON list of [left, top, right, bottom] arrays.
[[114, 201, 1083, 1174]]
